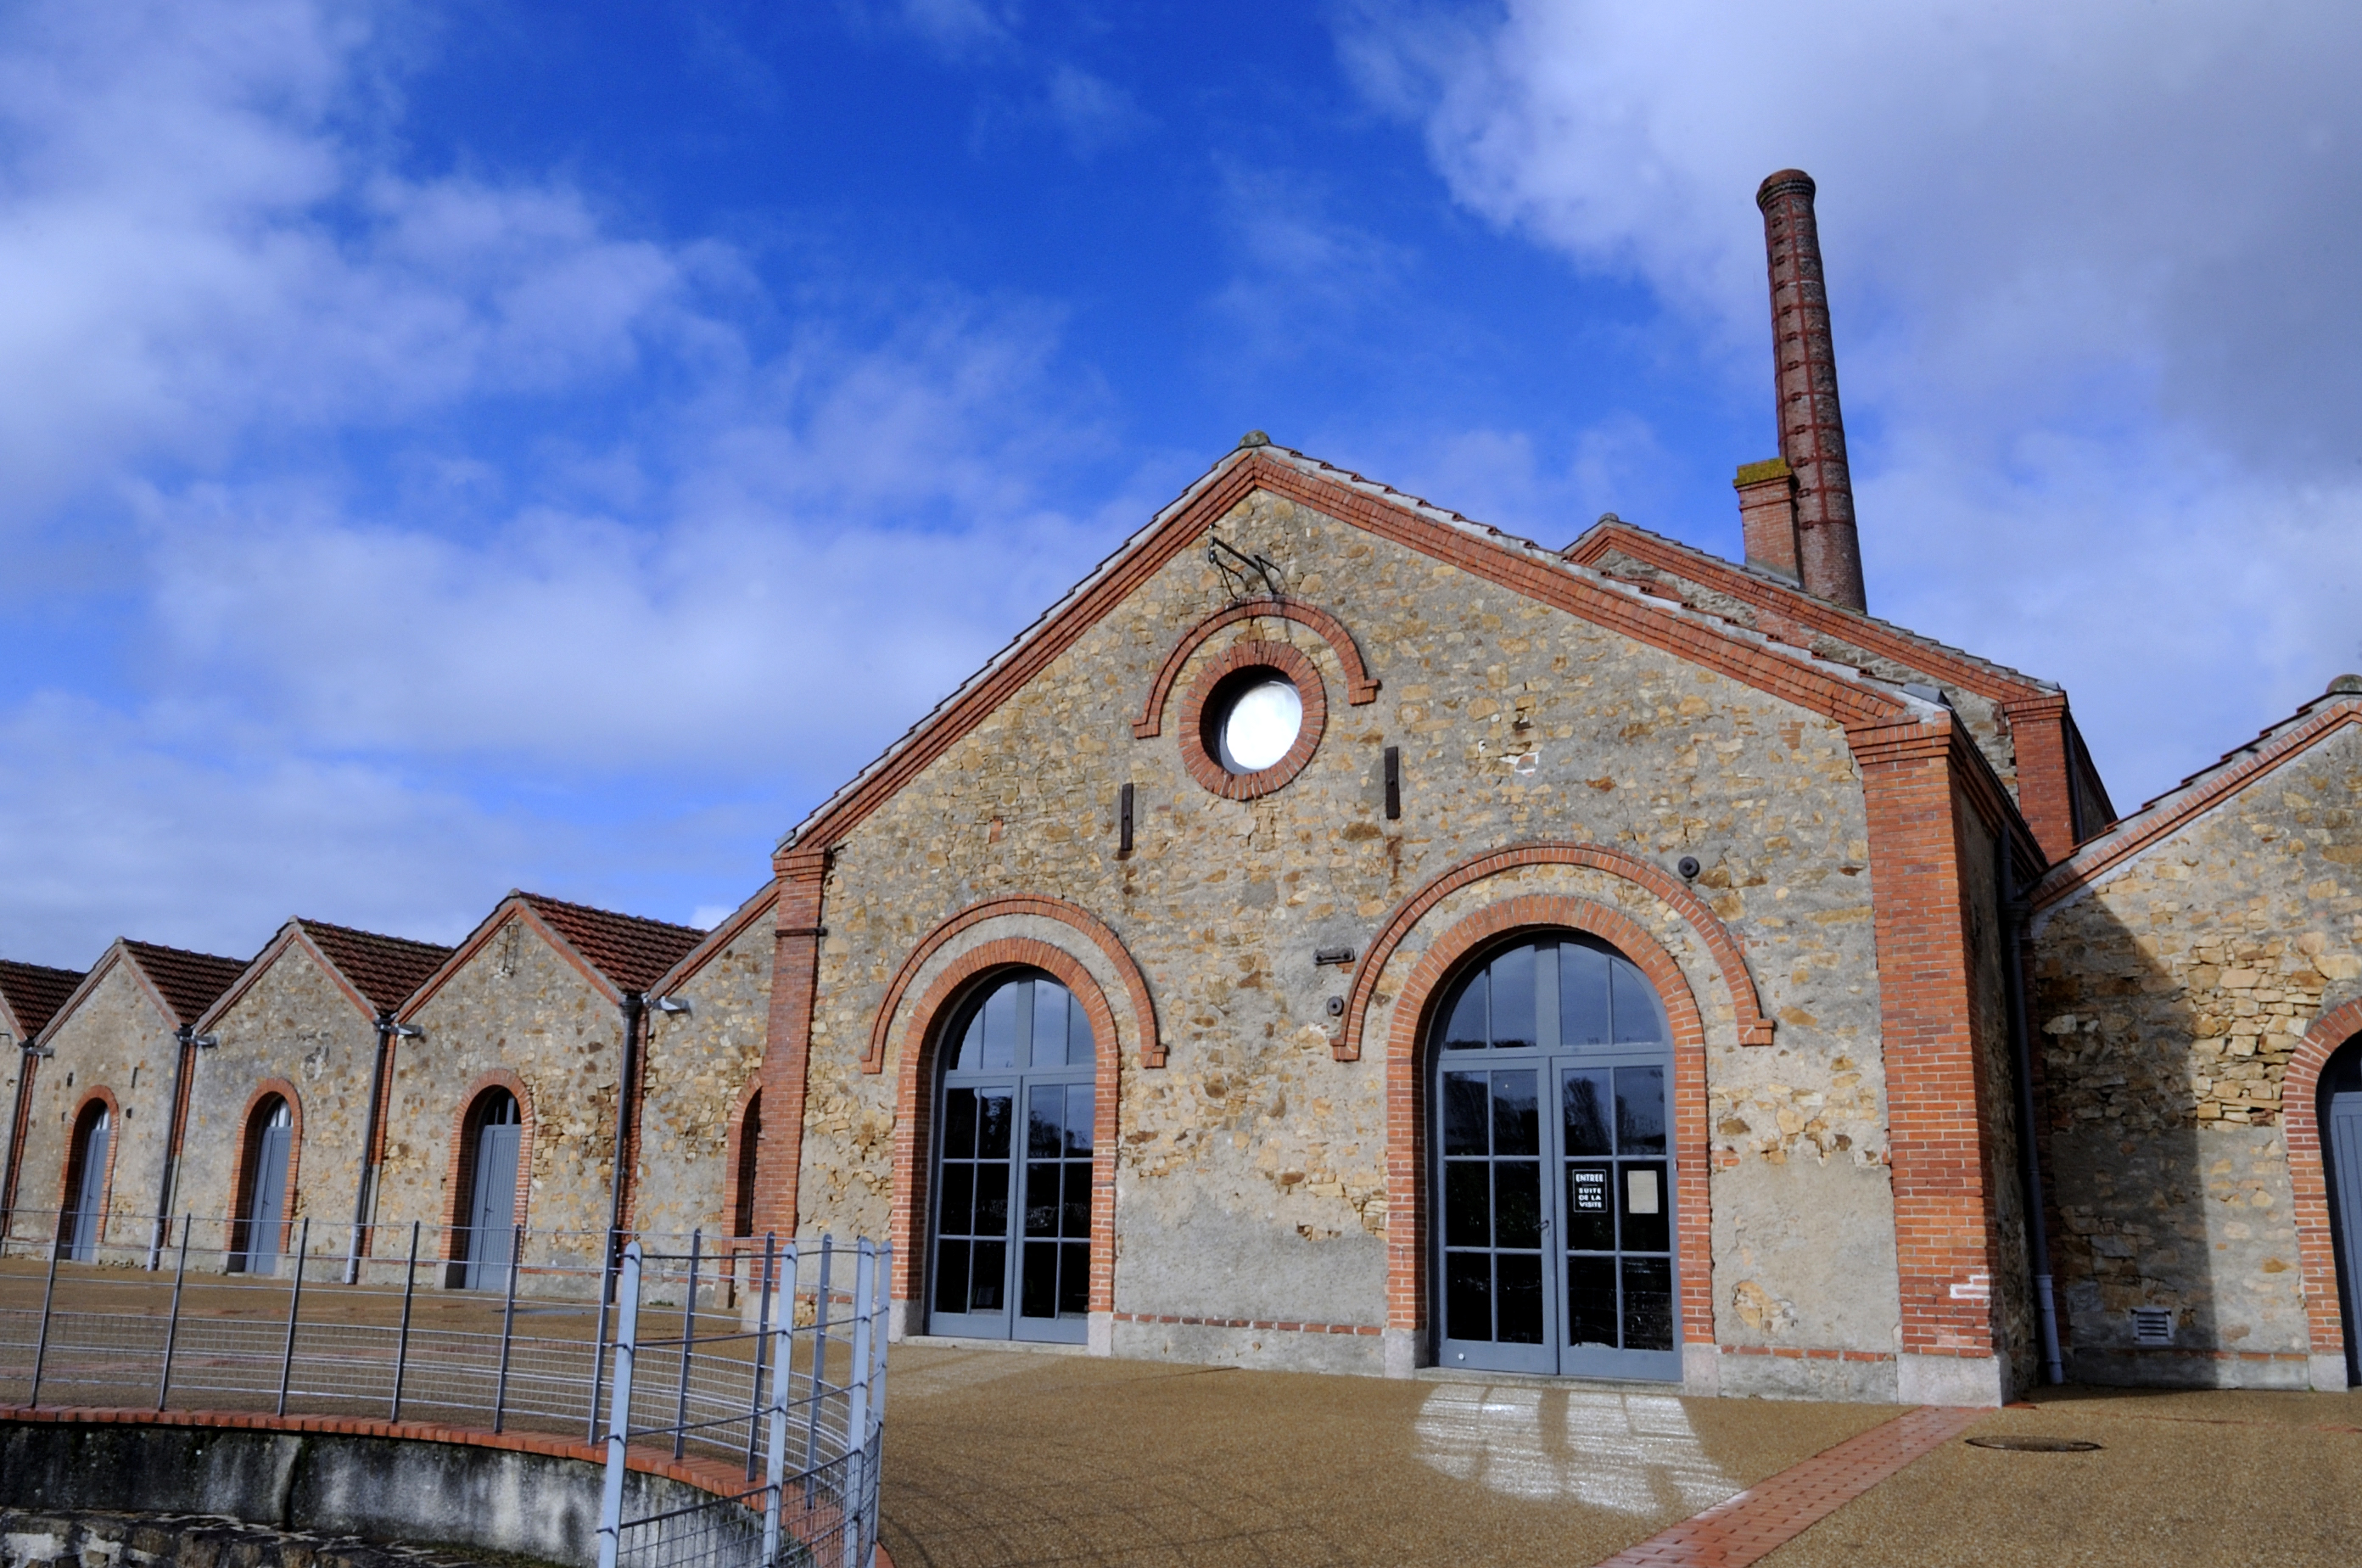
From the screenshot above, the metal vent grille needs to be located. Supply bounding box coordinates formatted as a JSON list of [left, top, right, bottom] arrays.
[[2131, 1307, 2174, 1346]]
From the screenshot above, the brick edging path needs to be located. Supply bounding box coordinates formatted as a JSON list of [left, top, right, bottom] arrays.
[[1592, 1403, 1986, 1566]]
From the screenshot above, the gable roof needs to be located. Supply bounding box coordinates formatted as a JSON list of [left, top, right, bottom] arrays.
[[0, 960, 83, 1042], [2030, 685, 2362, 918], [778, 443, 1925, 860], [196, 918, 457, 1031], [649, 881, 781, 997], [399, 890, 706, 1020], [120, 940, 252, 1028]]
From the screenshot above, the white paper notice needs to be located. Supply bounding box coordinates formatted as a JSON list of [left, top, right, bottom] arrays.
[[1627, 1168, 1660, 1215]]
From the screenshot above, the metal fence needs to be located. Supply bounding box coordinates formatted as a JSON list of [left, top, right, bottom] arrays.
[[0, 1209, 889, 1568]]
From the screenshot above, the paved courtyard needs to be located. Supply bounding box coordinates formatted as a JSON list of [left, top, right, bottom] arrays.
[[877, 1343, 2362, 1568]]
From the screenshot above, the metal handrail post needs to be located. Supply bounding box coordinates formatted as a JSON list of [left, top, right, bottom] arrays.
[[586, 1252, 617, 1444], [493, 1223, 523, 1433], [761, 1240, 798, 1568], [840, 1242, 875, 1568], [865, 1241, 892, 1563], [802, 1235, 831, 1498], [27, 1217, 61, 1408], [673, 1228, 700, 1459], [743, 1232, 776, 1481], [277, 1216, 310, 1415], [390, 1220, 420, 1422], [594, 1242, 644, 1568], [157, 1215, 191, 1410]]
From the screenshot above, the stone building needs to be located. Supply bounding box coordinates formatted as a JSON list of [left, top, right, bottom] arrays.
[[1, 959, 84, 1224]]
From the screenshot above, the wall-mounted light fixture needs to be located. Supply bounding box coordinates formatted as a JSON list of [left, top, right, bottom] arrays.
[[652, 996, 693, 1016]]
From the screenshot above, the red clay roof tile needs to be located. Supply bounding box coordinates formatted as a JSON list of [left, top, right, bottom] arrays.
[[518, 893, 704, 994], [0, 959, 84, 1039], [120, 940, 252, 1028], [293, 920, 457, 1014]]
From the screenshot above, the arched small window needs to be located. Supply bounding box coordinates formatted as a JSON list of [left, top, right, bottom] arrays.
[[733, 1090, 762, 1238], [456, 1089, 523, 1290], [232, 1096, 294, 1274]]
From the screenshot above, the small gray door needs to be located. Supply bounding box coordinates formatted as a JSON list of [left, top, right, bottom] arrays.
[[464, 1095, 522, 1291], [238, 1100, 293, 1274], [2331, 1087, 2362, 1382], [67, 1110, 109, 1262]]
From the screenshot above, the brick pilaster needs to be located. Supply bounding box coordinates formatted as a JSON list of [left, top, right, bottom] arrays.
[[1998, 693, 2078, 862], [754, 849, 828, 1239]]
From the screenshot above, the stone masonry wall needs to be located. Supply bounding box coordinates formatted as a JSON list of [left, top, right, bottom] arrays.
[[2031, 724, 2362, 1386], [373, 918, 625, 1279], [793, 485, 1907, 1389], [13, 965, 176, 1256], [173, 947, 378, 1272]]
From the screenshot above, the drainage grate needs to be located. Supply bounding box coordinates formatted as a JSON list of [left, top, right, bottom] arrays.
[[1967, 1436, 2103, 1453], [2131, 1307, 2174, 1346]]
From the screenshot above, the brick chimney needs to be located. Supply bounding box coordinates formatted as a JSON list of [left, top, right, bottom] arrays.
[[1741, 169, 1865, 613]]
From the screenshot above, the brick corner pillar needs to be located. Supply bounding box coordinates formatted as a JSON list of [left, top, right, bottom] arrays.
[[1997, 694, 2079, 863], [1758, 169, 1866, 613], [753, 844, 831, 1244], [1848, 713, 2013, 1408], [1735, 456, 1802, 583]]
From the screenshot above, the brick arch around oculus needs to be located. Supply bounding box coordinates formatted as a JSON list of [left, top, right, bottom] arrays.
[[887, 938, 1122, 1318], [2284, 996, 2362, 1371], [439, 1070, 537, 1261], [1380, 893, 1715, 1351], [230, 1078, 305, 1262], [1131, 595, 1378, 740], [865, 894, 1162, 1071], [1335, 842, 1775, 1061], [58, 1087, 124, 1241]]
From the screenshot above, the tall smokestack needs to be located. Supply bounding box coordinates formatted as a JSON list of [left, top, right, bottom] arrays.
[[1755, 170, 1865, 612]]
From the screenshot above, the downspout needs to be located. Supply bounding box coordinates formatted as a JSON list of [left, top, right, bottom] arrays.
[[151, 1025, 202, 1267], [2000, 834, 2067, 1385], [2, 1039, 40, 1240], [346, 1011, 398, 1284], [602, 990, 646, 1303]]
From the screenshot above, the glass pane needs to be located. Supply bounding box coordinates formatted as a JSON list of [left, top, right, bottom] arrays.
[[1443, 972, 1487, 1050], [1563, 1071, 1611, 1156], [1567, 1255, 1618, 1347], [1443, 1073, 1490, 1156], [1494, 1161, 1542, 1249], [1069, 996, 1094, 1068], [1492, 1070, 1538, 1155], [1488, 944, 1536, 1050], [1446, 1253, 1492, 1342], [938, 1163, 974, 1236], [953, 1010, 986, 1073], [1496, 1254, 1544, 1344], [1611, 958, 1671, 1044], [1031, 981, 1072, 1068], [977, 1090, 1014, 1159], [1616, 1067, 1666, 1154], [980, 983, 1018, 1069], [1623, 1257, 1674, 1350], [1025, 1163, 1059, 1237], [975, 1162, 1009, 1235], [1564, 1163, 1615, 1251], [1062, 1161, 1092, 1238], [1059, 1241, 1090, 1315], [1560, 942, 1613, 1047], [1027, 1088, 1062, 1158], [1443, 1162, 1491, 1247], [969, 1240, 1005, 1312], [1021, 1240, 1058, 1318], [933, 1240, 969, 1315], [942, 1089, 977, 1160], [1065, 1084, 1094, 1154], [1620, 1161, 1671, 1253]]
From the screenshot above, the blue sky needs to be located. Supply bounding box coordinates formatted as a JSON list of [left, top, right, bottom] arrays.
[[3, 0, 2359, 967]]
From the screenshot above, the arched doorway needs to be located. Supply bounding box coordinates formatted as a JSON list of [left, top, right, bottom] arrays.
[[2322, 1035, 2362, 1384], [61, 1100, 111, 1263], [929, 969, 1094, 1343], [1431, 932, 1680, 1380], [456, 1088, 522, 1290], [733, 1091, 762, 1239], [232, 1096, 294, 1274]]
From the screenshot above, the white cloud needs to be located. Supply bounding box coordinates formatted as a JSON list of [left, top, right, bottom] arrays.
[[1340, 0, 2362, 801]]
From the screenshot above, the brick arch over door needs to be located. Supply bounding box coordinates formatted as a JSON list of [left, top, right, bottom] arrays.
[[1380, 894, 1716, 1354], [865, 894, 1163, 1070], [439, 1070, 537, 1259], [887, 938, 1122, 1317], [58, 1087, 124, 1240], [2285, 996, 2362, 1369], [1335, 842, 1775, 1061], [1132, 594, 1380, 740], [232, 1078, 305, 1261]]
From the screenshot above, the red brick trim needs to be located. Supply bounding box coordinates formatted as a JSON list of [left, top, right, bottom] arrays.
[[1111, 1311, 1381, 1336], [2286, 997, 2362, 1364], [1173, 640, 1328, 801], [753, 851, 827, 1240], [58, 1089, 123, 1246], [1132, 595, 1377, 739], [438, 1072, 535, 1260], [230, 1079, 304, 1265], [1337, 842, 1773, 1061], [863, 894, 1162, 1072], [886, 939, 1122, 1318], [1380, 893, 1713, 1349], [2034, 701, 2362, 911], [1997, 694, 2079, 862]]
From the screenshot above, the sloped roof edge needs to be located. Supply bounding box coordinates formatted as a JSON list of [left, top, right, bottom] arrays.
[[650, 881, 781, 996]]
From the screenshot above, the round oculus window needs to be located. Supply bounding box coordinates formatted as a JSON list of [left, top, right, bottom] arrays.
[[1212, 674, 1304, 774]]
